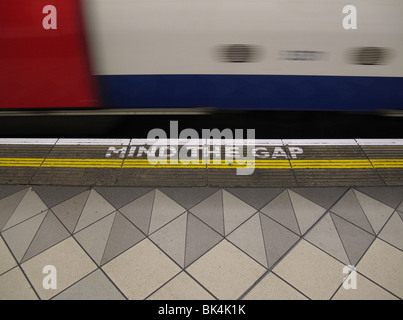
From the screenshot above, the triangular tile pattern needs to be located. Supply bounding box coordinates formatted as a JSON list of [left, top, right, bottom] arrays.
[[305, 212, 375, 266], [260, 213, 300, 269], [227, 212, 300, 269], [2, 188, 48, 231], [94, 187, 153, 210], [222, 190, 256, 236], [305, 213, 351, 265], [150, 213, 187, 267], [74, 189, 116, 233], [1, 211, 47, 262], [355, 187, 403, 209], [290, 187, 348, 209], [74, 213, 117, 265], [52, 190, 91, 233], [288, 190, 327, 235], [189, 189, 224, 236], [185, 213, 223, 268], [150, 212, 223, 268], [21, 210, 70, 263], [119, 190, 155, 235], [353, 190, 395, 234], [75, 211, 146, 266], [397, 202, 403, 217], [160, 187, 219, 210], [378, 212, 403, 250], [331, 189, 375, 235], [260, 190, 300, 235], [0, 188, 28, 232], [0, 185, 28, 202], [260, 189, 325, 236], [227, 214, 268, 268], [331, 213, 375, 266], [225, 188, 284, 210], [32, 186, 89, 209], [148, 189, 186, 235], [189, 190, 259, 237], [101, 212, 145, 265]]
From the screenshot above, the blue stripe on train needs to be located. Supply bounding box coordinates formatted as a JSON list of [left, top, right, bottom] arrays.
[[97, 74, 403, 110]]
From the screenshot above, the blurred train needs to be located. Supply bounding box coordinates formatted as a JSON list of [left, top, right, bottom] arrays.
[[0, 0, 402, 111]]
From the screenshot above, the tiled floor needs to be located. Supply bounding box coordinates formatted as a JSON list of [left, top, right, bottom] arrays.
[[0, 185, 402, 300]]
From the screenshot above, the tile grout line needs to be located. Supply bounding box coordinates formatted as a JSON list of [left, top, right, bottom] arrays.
[[0, 233, 42, 300], [240, 187, 354, 299]]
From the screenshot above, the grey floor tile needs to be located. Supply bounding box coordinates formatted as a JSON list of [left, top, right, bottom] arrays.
[[0, 237, 17, 275], [21, 211, 70, 263], [3, 188, 48, 231], [305, 213, 350, 265], [225, 188, 284, 210], [260, 190, 300, 235], [33, 186, 89, 209], [21, 237, 97, 300], [119, 190, 154, 235], [353, 189, 395, 234], [149, 189, 186, 234], [189, 190, 224, 236], [398, 210, 403, 220], [74, 189, 116, 233], [227, 214, 268, 268], [355, 187, 403, 209], [150, 213, 187, 267], [289, 190, 326, 235], [101, 212, 145, 265], [2, 211, 47, 262], [52, 190, 91, 233], [102, 239, 181, 300], [186, 240, 266, 300], [398, 202, 403, 215], [53, 269, 125, 300], [260, 213, 300, 269], [223, 190, 256, 236], [332, 273, 399, 300], [95, 187, 153, 210], [0, 188, 28, 232], [331, 189, 375, 235], [378, 212, 403, 250], [160, 187, 219, 210], [185, 213, 223, 268], [356, 239, 403, 298], [147, 271, 214, 300], [331, 213, 375, 266], [0, 185, 27, 202], [0, 267, 38, 300], [244, 272, 308, 300], [290, 187, 348, 209], [74, 213, 116, 265]]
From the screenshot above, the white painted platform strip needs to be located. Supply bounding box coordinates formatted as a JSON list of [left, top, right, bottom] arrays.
[[283, 139, 358, 146], [129, 139, 206, 145], [56, 139, 131, 146], [356, 139, 403, 146], [0, 138, 58, 145]]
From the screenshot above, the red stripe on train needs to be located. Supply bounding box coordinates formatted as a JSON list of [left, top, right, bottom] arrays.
[[0, 0, 98, 109]]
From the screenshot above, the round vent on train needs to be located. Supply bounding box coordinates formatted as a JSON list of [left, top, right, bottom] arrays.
[[214, 44, 264, 63], [347, 47, 391, 65]]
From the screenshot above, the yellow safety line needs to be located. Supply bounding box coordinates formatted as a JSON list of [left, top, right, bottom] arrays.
[[0, 158, 403, 169]]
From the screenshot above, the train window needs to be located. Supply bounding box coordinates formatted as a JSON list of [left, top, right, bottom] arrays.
[[347, 47, 391, 65], [214, 44, 263, 63]]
